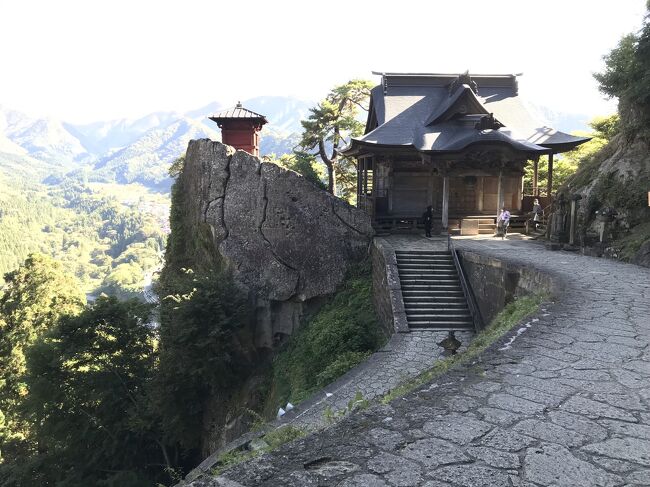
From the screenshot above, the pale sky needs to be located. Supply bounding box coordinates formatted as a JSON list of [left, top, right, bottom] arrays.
[[0, 0, 647, 123]]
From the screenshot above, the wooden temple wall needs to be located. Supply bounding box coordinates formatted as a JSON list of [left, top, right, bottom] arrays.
[[363, 160, 523, 217]]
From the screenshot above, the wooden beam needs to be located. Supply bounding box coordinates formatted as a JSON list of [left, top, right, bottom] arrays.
[[533, 159, 539, 196], [477, 176, 484, 212]]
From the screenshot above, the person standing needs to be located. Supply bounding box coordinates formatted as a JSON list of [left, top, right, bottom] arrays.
[[532, 198, 543, 229], [496, 207, 511, 239], [422, 205, 433, 238]]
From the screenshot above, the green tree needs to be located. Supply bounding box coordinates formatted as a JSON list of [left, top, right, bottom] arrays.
[[0, 254, 85, 463], [265, 151, 327, 190], [594, 2, 650, 133], [299, 79, 373, 197], [15, 297, 164, 486], [152, 271, 250, 465]]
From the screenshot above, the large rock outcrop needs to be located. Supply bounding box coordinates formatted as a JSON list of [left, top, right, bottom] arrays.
[[184, 139, 373, 346], [175, 139, 373, 453]]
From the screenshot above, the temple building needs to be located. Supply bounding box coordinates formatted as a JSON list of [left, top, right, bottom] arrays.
[[342, 72, 590, 233]]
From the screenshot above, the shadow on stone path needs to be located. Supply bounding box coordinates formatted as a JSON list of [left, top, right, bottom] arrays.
[[196, 236, 650, 487]]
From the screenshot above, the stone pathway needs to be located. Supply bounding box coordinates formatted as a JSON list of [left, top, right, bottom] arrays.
[[195, 236, 650, 487]]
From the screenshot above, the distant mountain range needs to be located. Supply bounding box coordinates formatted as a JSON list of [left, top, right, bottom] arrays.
[[0, 96, 313, 190], [0, 96, 595, 191]]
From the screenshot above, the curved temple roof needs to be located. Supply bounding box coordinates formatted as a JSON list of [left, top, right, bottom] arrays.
[[343, 73, 590, 157], [209, 102, 268, 124]]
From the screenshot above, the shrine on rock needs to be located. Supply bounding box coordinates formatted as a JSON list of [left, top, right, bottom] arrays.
[[342, 72, 589, 234], [209, 102, 268, 157]]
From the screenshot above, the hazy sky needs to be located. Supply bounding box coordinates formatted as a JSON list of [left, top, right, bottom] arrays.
[[0, 0, 647, 123]]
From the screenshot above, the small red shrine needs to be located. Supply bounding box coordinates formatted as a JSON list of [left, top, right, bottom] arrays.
[[209, 102, 268, 156]]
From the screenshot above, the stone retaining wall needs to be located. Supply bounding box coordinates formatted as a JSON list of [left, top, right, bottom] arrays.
[[459, 250, 558, 324], [371, 238, 409, 334]]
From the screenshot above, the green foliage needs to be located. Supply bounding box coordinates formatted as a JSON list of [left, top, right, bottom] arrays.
[[0, 295, 171, 487], [266, 152, 327, 190], [153, 270, 250, 454], [168, 155, 185, 178], [0, 254, 85, 463], [269, 260, 384, 407], [0, 170, 167, 297], [8, 297, 164, 487], [383, 293, 545, 404], [594, 4, 650, 133], [299, 79, 373, 198]]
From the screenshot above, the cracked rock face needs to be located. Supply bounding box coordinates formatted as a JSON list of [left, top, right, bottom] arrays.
[[186, 138, 373, 302]]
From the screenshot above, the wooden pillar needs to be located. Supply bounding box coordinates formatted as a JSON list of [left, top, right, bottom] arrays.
[[371, 160, 377, 219], [428, 168, 435, 209], [517, 177, 523, 212], [442, 176, 449, 230], [387, 160, 394, 214], [532, 159, 539, 196], [547, 152, 554, 197], [496, 170, 504, 217], [476, 177, 484, 213], [356, 158, 362, 206]]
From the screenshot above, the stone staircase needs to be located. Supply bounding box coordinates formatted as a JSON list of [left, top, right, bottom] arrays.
[[396, 249, 474, 331]]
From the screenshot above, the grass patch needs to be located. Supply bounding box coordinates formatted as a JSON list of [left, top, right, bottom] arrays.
[[211, 425, 307, 475], [266, 259, 387, 410], [382, 293, 546, 404]]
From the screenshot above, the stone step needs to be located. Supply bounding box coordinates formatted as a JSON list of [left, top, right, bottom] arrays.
[[406, 308, 470, 316], [398, 269, 457, 275], [403, 295, 465, 302], [403, 291, 465, 303], [399, 272, 458, 284], [408, 321, 474, 330], [404, 301, 468, 308], [395, 250, 450, 255], [404, 298, 466, 305], [396, 255, 453, 259], [402, 285, 463, 291], [396, 259, 455, 265], [401, 285, 463, 292], [401, 284, 464, 291], [398, 268, 457, 273], [400, 278, 461, 284], [406, 310, 471, 318]]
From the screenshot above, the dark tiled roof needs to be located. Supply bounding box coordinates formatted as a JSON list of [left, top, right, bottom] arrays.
[[209, 102, 268, 123], [344, 73, 590, 156]]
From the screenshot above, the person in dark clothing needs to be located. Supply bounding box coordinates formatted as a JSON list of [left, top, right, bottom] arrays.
[[422, 205, 433, 237]]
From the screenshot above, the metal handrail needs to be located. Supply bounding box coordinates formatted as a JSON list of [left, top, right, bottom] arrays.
[[447, 236, 484, 332]]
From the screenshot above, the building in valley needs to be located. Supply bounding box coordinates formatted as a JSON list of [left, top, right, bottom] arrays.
[[342, 72, 589, 233]]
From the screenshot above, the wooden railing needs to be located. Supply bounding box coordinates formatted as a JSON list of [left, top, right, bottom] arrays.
[[447, 235, 485, 332]]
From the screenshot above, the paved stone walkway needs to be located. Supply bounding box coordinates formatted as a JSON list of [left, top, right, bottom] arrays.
[[197, 236, 650, 487]]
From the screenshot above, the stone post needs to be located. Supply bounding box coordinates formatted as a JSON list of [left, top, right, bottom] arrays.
[[569, 194, 582, 246]]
